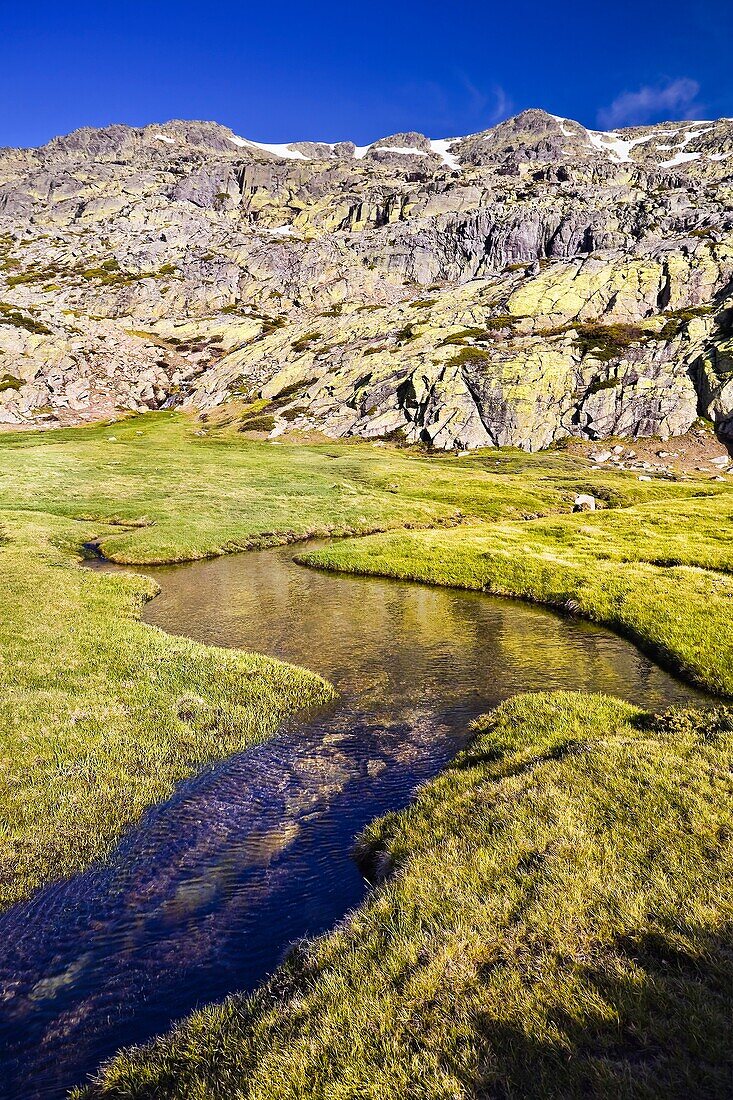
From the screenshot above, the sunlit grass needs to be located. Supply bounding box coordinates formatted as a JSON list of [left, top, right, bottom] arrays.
[[303, 492, 733, 694], [0, 412, 730, 905], [1, 412, 732, 1094], [81, 694, 733, 1099], [0, 511, 333, 909]]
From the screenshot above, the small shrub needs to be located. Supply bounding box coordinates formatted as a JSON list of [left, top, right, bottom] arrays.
[[573, 322, 648, 362], [291, 331, 322, 354], [0, 373, 24, 392], [447, 346, 492, 369], [238, 414, 276, 433], [657, 306, 713, 340]]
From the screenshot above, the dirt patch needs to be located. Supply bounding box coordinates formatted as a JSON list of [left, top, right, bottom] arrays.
[[566, 426, 733, 481]]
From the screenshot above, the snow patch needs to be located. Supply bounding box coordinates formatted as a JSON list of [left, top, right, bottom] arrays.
[[228, 135, 309, 160], [548, 114, 579, 138], [661, 150, 702, 168], [153, 134, 175, 145], [429, 138, 462, 171], [587, 129, 668, 163]]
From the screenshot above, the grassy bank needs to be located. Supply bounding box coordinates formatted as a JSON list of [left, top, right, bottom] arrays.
[[303, 492, 733, 694], [0, 510, 333, 909], [81, 693, 733, 1099], [2, 412, 633, 907], [0, 413, 730, 907]]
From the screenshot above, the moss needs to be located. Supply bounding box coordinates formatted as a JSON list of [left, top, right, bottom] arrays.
[[291, 331, 322, 354], [0, 373, 24, 392], [0, 302, 51, 336]]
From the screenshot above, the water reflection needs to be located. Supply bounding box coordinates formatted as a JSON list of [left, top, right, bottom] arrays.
[[0, 544, 704, 1099]]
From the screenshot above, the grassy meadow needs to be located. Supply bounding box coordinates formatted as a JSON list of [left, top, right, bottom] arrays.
[[0, 411, 732, 1096], [4, 410, 701, 907], [81, 694, 733, 1099], [0, 412, 730, 905]]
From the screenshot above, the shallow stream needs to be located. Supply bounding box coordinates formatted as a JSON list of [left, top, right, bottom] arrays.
[[0, 543, 706, 1098]]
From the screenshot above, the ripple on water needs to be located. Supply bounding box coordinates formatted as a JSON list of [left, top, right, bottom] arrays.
[[0, 544, 705, 1099]]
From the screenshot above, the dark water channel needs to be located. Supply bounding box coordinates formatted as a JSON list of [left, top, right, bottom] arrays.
[[0, 544, 706, 1098]]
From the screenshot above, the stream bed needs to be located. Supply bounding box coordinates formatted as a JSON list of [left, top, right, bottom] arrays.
[[0, 543, 706, 1098]]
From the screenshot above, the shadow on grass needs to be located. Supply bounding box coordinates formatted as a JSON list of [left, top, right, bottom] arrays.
[[473, 920, 733, 1100]]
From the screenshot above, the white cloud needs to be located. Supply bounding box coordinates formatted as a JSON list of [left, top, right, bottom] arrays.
[[455, 76, 513, 127], [597, 78, 704, 129]]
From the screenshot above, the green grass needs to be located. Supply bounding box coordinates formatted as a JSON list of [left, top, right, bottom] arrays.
[[79, 693, 733, 1099], [0, 411, 704, 565], [0, 509, 333, 909], [0, 412, 730, 908], [303, 492, 733, 695], [1, 412, 731, 1094]]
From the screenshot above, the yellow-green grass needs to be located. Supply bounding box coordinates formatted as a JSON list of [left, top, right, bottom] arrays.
[[0, 510, 333, 909], [303, 492, 733, 695], [0, 412, 729, 905], [0, 411, 714, 564], [81, 693, 733, 1099]]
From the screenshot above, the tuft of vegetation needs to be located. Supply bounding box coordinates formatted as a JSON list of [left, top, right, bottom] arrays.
[[238, 414, 277, 433], [291, 330, 322, 354], [446, 345, 493, 369], [657, 305, 714, 340], [573, 322, 649, 362], [80, 694, 733, 1100], [0, 373, 24, 392], [587, 374, 621, 395], [0, 301, 51, 335], [439, 326, 488, 346]]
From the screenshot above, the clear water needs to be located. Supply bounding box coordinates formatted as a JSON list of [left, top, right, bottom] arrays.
[[0, 545, 706, 1098]]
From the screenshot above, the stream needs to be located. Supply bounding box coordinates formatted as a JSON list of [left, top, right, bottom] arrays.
[[0, 543, 707, 1098]]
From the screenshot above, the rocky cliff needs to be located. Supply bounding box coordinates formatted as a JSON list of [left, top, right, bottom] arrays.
[[1, 108, 733, 449]]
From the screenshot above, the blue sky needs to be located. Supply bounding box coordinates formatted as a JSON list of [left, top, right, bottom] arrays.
[[2, 0, 731, 147]]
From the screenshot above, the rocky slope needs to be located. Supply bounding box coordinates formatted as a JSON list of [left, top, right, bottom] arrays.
[[1, 108, 733, 449]]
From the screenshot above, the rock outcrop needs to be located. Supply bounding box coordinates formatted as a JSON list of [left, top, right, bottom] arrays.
[[1, 109, 733, 449]]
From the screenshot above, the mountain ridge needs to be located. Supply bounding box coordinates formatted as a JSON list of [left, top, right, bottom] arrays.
[[1, 108, 732, 449]]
